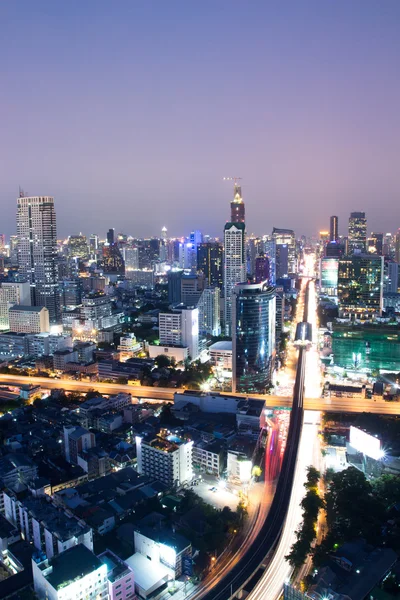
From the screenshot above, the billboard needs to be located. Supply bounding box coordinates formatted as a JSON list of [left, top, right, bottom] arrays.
[[320, 258, 339, 290], [350, 426, 383, 460]]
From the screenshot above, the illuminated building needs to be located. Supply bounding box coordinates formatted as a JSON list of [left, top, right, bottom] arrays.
[[17, 195, 60, 323], [60, 279, 82, 309], [99, 550, 135, 600], [167, 268, 184, 303], [330, 215, 339, 242], [117, 333, 142, 360], [368, 232, 383, 255], [71, 292, 123, 342], [9, 305, 50, 334], [383, 259, 398, 294], [68, 234, 88, 259], [230, 182, 245, 223], [272, 227, 296, 275], [32, 544, 107, 600], [101, 243, 125, 276], [123, 244, 139, 273], [224, 222, 246, 335], [157, 306, 199, 360], [348, 211, 367, 253], [0, 281, 31, 330], [232, 281, 276, 393], [319, 257, 339, 296], [197, 287, 221, 336], [331, 321, 400, 374], [318, 230, 330, 257], [197, 242, 223, 289], [136, 433, 193, 488], [337, 254, 383, 317], [395, 229, 400, 263]]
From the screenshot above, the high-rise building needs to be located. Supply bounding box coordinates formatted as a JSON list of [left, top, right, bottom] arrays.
[[230, 183, 245, 223], [106, 228, 115, 245], [198, 287, 221, 336], [255, 254, 270, 283], [272, 228, 296, 275], [0, 281, 31, 330], [224, 222, 246, 335], [395, 230, 400, 264], [232, 281, 276, 393], [158, 307, 199, 360], [167, 269, 184, 304], [383, 259, 398, 294], [330, 216, 339, 242], [101, 243, 125, 276], [338, 254, 383, 317], [368, 232, 383, 255], [181, 273, 205, 306], [17, 195, 60, 322], [197, 242, 223, 289], [348, 211, 367, 253], [68, 234, 88, 259], [319, 257, 339, 296]]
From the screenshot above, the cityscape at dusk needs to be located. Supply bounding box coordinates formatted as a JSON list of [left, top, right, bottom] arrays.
[[1, 3, 400, 600]]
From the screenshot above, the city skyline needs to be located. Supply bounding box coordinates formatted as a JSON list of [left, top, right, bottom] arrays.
[[2, 1, 400, 237]]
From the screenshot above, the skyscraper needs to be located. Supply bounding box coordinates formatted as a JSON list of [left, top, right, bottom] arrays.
[[272, 228, 296, 275], [337, 253, 383, 317], [255, 254, 270, 283], [232, 281, 276, 393], [230, 183, 245, 224], [348, 212, 367, 253], [197, 242, 223, 289], [224, 222, 246, 335], [17, 195, 60, 323], [330, 216, 339, 242]]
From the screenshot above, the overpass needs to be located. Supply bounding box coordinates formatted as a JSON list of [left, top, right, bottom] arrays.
[[0, 374, 398, 415]]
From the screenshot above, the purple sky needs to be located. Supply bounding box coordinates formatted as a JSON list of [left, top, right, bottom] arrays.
[[1, 1, 400, 239]]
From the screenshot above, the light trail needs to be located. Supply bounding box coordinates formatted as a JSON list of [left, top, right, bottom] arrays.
[[247, 411, 320, 600]]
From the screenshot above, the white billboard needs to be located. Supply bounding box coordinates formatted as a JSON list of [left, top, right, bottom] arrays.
[[350, 426, 383, 460]]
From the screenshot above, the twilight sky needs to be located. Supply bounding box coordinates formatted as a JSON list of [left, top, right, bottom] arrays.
[[1, 1, 400, 239]]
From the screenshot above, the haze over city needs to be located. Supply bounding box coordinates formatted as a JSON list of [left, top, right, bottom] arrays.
[[2, 0, 400, 237]]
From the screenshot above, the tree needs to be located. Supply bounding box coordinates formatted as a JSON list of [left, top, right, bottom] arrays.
[[305, 466, 320, 490], [154, 354, 171, 368]]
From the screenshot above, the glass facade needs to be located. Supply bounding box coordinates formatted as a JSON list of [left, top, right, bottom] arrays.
[[233, 282, 276, 393], [331, 322, 400, 372], [348, 211, 367, 253], [337, 254, 383, 316], [320, 257, 339, 295]]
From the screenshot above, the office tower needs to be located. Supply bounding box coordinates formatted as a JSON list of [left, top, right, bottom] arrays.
[[263, 237, 276, 284], [9, 305, 50, 333], [33, 545, 108, 600], [348, 212, 367, 253], [106, 228, 115, 245], [17, 195, 60, 323], [272, 228, 296, 275], [255, 254, 270, 283], [338, 254, 383, 317], [89, 233, 98, 252], [136, 434, 193, 488], [383, 259, 398, 294], [330, 216, 339, 242], [275, 243, 289, 279], [223, 222, 246, 335], [101, 244, 125, 276], [230, 183, 245, 223], [232, 281, 276, 393], [197, 242, 223, 289], [369, 232, 383, 255], [60, 279, 83, 309], [198, 287, 221, 336], [68, 234, 88, 259], [167, 269, 184, 304], [0, 281, 31, 330]]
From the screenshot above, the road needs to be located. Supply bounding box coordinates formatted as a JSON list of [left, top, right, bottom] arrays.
[[0, 374, 398, 415]]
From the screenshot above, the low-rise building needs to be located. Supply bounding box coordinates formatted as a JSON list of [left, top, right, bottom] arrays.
[[192, 439, 224, 476], [63, 426, 96, 464], [209, 340, 232, 372], [32, 544, 108, 600], [53, 348, 79, 371], [136, 434, 193, 489], [99, 549, 136, 600], [9, 305, 50, 334]]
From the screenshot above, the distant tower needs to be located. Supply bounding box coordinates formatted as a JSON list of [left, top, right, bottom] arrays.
[[160, 226, 168, 262], [230, 183, 245, 224], [330, 216, 338, 242], [17, 195, 60, 323], [107, 228, 115, 245]]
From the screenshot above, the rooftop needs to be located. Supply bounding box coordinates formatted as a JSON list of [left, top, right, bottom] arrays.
[[209, 341, 232, 352], [41, 544, 104, 591], [9, 305, 47, 313]]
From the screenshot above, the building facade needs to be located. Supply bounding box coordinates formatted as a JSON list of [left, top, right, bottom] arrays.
[[337, 254, 383, 317], [224, 222, 246, 336]]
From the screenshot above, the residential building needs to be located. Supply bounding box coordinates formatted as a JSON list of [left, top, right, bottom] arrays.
[[136, 434, 193, 488], [63, 426, 96, 464], [157, 306, 199, 360], [197, 287, 221, 336], [192, 439, 224, 476], [8, 305, 50, 333], [134, 523, 192, 579], [32, 544, 107, 600], [17, 195, 60, 323], [0, 454, 38, 489], [224, 222, 246, 335], [232, 281, 276, 393], [99, 550, 135, 600]]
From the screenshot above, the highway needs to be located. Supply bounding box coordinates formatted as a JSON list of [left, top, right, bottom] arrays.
[[0, 374, 398, 414]]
